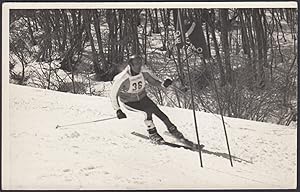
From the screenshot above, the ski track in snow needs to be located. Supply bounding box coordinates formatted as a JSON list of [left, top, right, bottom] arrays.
[[6, 84, 296, 189]]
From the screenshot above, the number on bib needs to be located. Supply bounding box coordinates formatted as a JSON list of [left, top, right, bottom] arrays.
[[132, 81, 143, 91]]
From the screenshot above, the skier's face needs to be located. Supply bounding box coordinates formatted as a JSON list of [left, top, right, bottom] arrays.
[[130, 58, 142, 73]]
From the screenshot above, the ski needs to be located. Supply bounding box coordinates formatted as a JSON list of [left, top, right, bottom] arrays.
[[131, 131, 203, 152], [163, 131, 205, 151]]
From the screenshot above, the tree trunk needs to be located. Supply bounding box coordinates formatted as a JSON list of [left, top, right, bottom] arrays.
[[60, 10, 68, 53], [153, 9, 160, 33], [93, 10, 109, 71], [26, 17, 37, 45], [83, 10, 101, 79], [246, 9, 257, 90], [130, 9, 140, 54], [148, 9, 155, 34], [159, 9, 168, 50], [253, 9, 265, 89], [220, 9, 233, 85], [208, 9, 225, 86]]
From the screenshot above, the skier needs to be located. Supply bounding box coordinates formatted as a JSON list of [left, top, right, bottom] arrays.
[[110, 54, 185, 144]]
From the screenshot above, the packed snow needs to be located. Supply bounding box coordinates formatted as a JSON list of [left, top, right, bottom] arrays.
[[4, 84, 297, 189]]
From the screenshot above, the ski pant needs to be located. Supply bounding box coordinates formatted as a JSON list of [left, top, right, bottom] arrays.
[[123, 96, 174, 130]]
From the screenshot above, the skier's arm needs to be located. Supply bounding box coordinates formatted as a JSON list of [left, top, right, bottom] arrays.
[[110, 76, 125, 111], [142, 67, 163, 87], [143, 67, 172, 88]]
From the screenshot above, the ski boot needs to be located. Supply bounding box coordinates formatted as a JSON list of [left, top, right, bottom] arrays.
[[167, 125, 184, 139], [148, 128, 165, 144], [167, 125, 204, 151]]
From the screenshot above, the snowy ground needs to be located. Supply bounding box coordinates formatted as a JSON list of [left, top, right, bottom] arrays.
[[3, 84, 297, 189]]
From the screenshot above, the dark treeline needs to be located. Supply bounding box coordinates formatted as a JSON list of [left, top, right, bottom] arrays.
[[9, 8, 297, 125]]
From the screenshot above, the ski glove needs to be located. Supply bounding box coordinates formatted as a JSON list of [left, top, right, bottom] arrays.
[[116, 109, 127, 119], [163, 79, 172, 88]]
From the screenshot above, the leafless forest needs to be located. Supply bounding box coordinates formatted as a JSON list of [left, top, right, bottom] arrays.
[[9, 8, 297, 125]]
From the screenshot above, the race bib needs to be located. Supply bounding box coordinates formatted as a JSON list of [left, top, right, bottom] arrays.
[[128, 73, 145, 93]]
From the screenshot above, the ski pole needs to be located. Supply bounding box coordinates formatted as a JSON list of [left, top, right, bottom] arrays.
[[177, 9, 203, 168], [204, 57, 233, 167], [56, 116, 117, 129], [170, 84, 188, 94]]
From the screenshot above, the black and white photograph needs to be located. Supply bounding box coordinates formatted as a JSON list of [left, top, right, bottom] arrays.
[[2, 2, 298, 190]]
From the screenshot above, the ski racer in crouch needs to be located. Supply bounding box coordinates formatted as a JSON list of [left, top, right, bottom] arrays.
[[110, 54, 185, 144]]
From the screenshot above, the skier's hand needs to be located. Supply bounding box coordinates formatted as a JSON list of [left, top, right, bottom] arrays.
[[116, 109, 127, 119], [163, 79, 172, 88]]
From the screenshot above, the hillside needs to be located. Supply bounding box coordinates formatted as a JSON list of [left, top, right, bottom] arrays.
[[4, 84, 297, 189]]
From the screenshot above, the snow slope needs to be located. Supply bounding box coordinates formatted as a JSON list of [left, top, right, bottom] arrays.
[[4, 84, 297, 189]]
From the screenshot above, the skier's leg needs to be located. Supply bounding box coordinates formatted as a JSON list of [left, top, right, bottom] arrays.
[[124, 99, 164, 144], [142, 96, 184, 139], [138, 96, 171, 125], [144, 119, 164, 144], [141, 96, 175, 126], [123, 99, 151, 120]]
